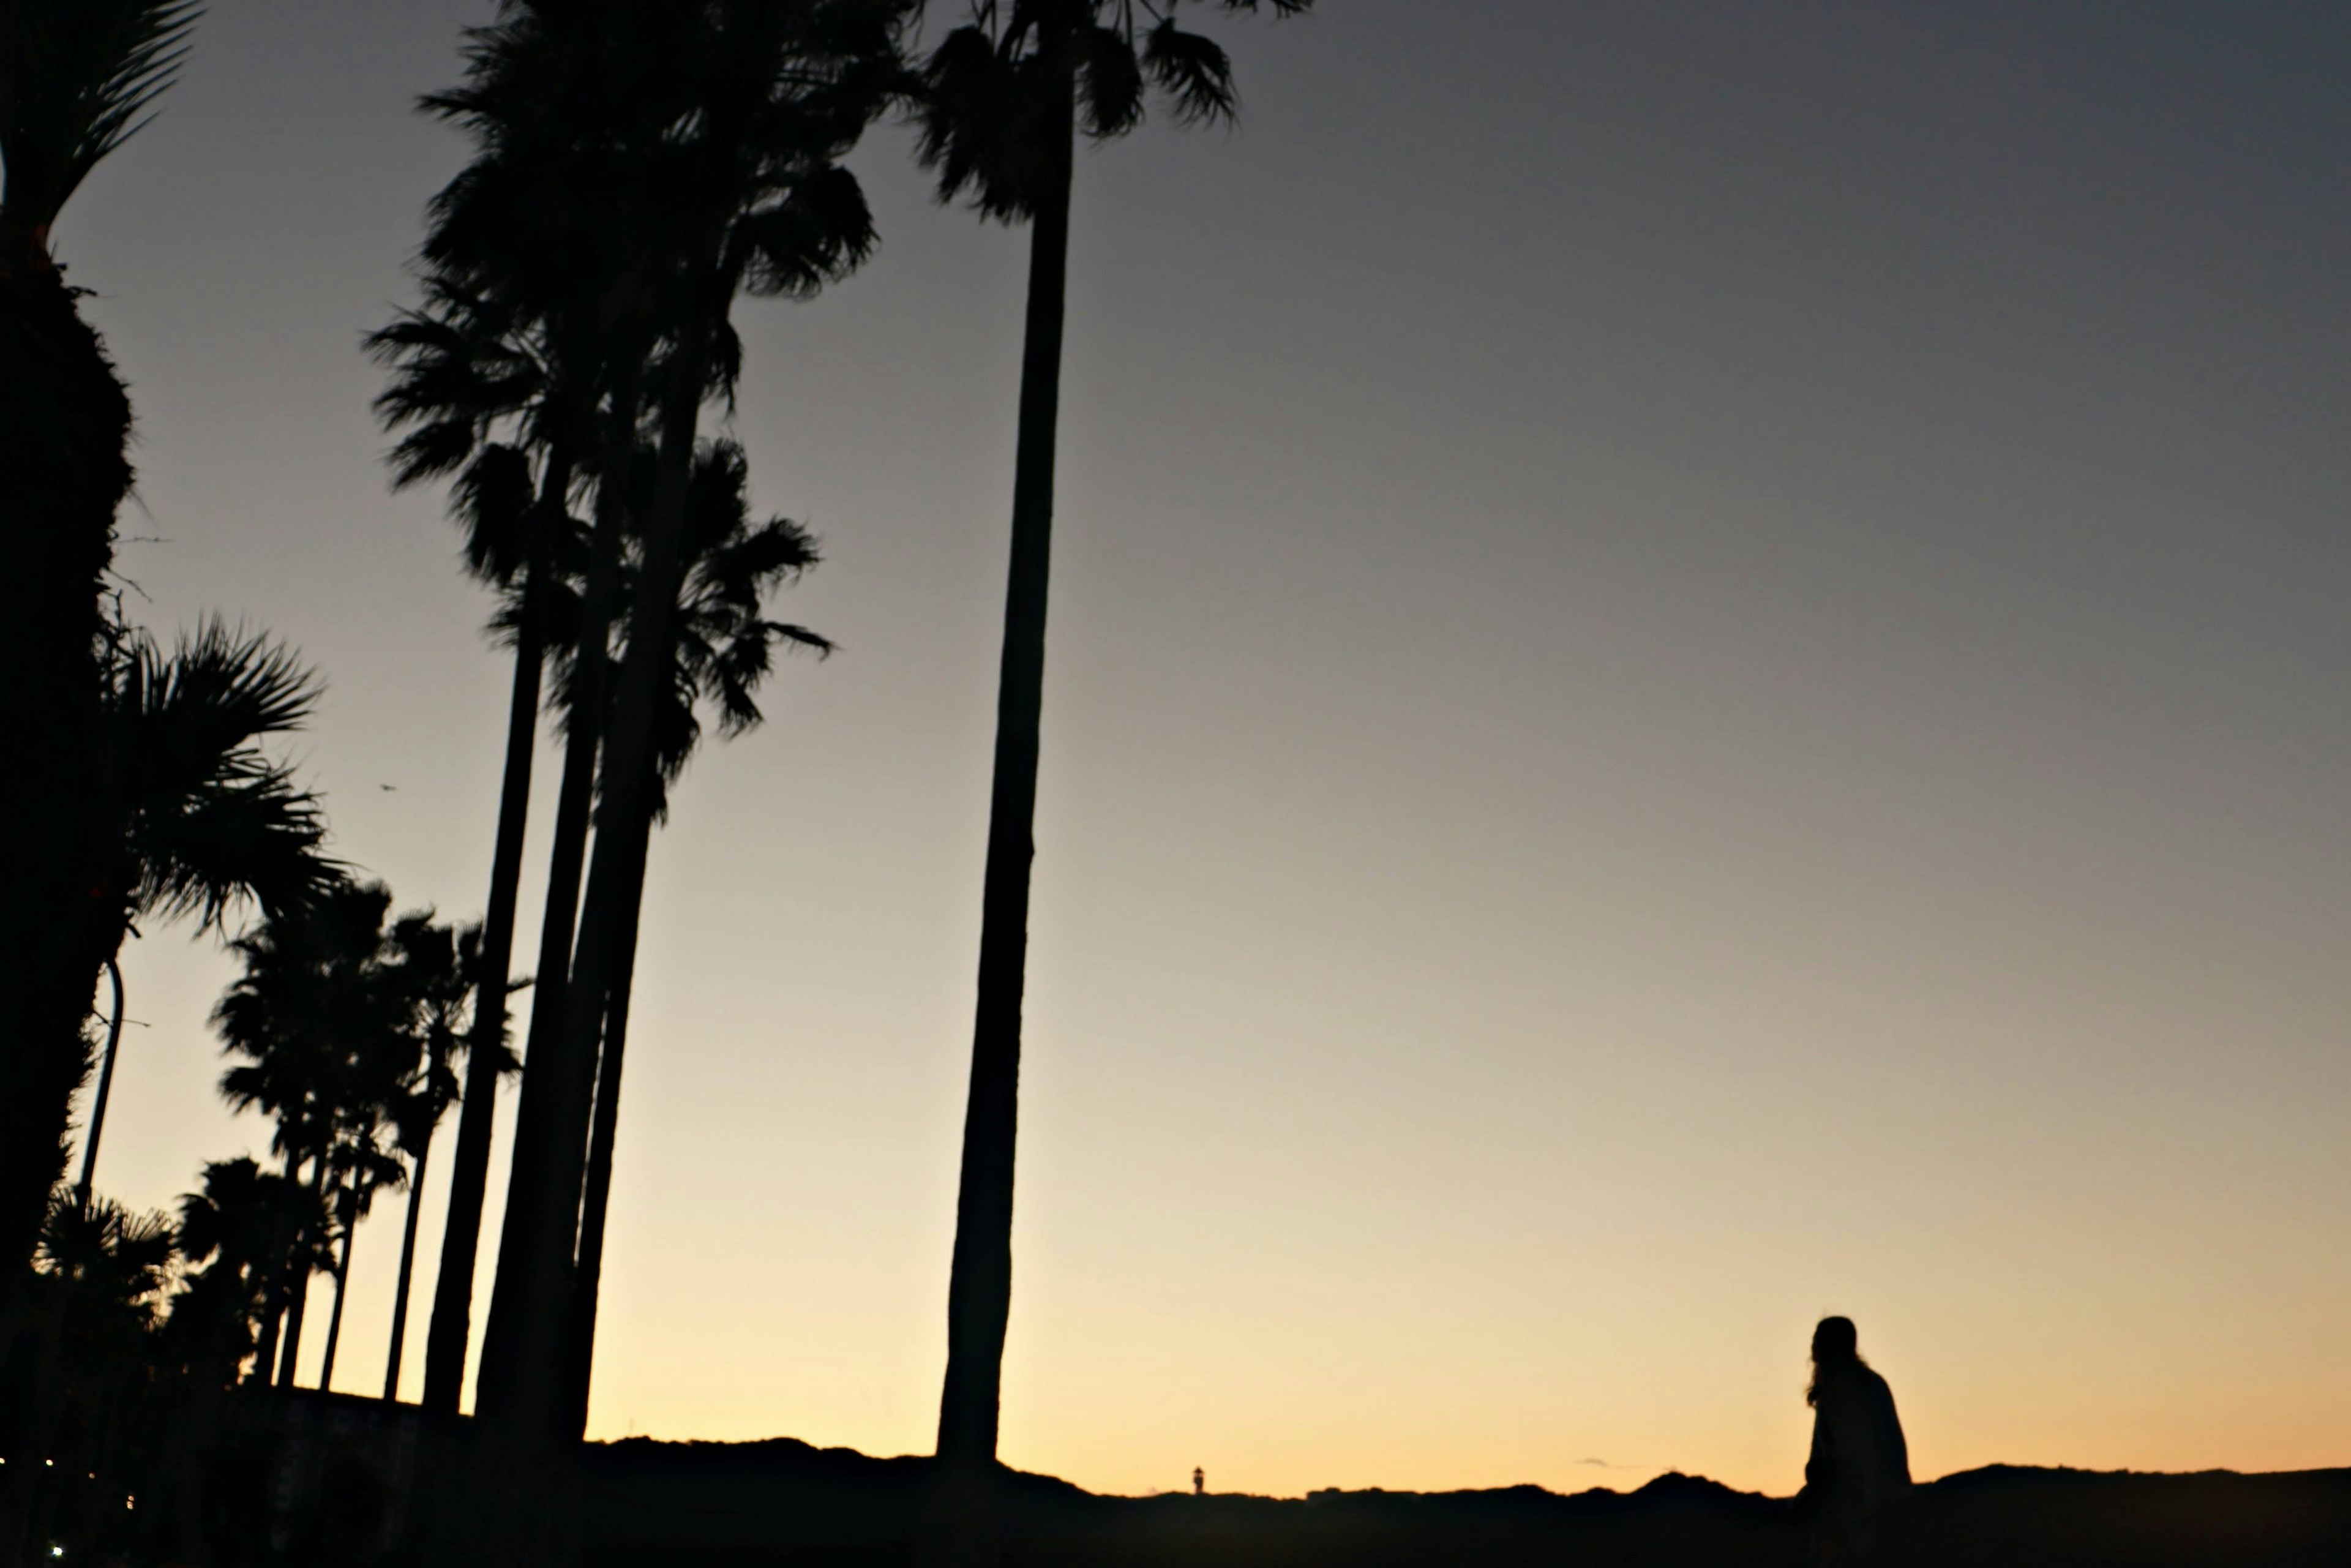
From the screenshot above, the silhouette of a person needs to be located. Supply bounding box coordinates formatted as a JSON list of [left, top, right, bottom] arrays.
[[1192, 1466, 1204, 1498], [1801, 1316, 1910, 1563]]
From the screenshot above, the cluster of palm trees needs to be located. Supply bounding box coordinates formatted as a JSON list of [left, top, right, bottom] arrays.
[[4, 1, 1314, 1563], [4, 882, 481, 1562]]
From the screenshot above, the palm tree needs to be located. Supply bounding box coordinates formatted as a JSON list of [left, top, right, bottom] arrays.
[[912, 0, 1312, 1482], [167, 1156, 307, 1387], [566, 437, 831, 1428], [212, 881, 417, 1389], [0, 1190, 180, 1561], [312, 1138, 404, 1392], [151, 1156, 322, 1560], [70, 618, 340, 1201], [367, 276, 594, 1415], [379, 917, 484, 1401], [1, 0, 203, 1301], [468, 0, 902, 1460], [399, 0, 756, 1414]]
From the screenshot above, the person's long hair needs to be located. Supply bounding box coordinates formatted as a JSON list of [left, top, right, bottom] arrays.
[[1806, 1315, 1864, 1408]]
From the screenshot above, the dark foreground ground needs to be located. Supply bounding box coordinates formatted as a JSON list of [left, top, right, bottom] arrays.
[[579, 1438, 2351, 1568]]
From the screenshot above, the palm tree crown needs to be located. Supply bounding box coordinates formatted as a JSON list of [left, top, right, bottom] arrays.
[[110, 618, 340, 935], [0, 0, 202, 253]]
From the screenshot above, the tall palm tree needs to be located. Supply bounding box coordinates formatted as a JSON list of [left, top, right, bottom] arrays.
[[402, 0, 740, 1413], [566, 437, 831, 1429], [913, 0, 1313, 1480], [367, 277, 594, 1415], [70, 619, 340, 1200], [470, 0, 901, 1461], [1, 0, 203, 1299]]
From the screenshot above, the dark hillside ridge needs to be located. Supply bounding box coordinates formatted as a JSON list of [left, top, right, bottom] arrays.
[[580, 1436, 2351, 1567]]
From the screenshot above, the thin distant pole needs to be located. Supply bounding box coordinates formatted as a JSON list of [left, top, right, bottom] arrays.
[[73, 957, 127, 1209]]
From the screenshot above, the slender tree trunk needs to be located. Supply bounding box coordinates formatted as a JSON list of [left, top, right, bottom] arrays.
[[566, 837, 648, 1435], [936, 81, 1074, 1476], [72, 958, 127, 1208], [274, 1153, 335, 1387], [420, 447, 571, 1414], [475, 373, 637, 1423], [385, 1141, 433, 1401], [0, 230, 132, 1289], [317, 1179, 364, 1392], [482, 317, 710, 1447], [248, 1149, 304, 1388]]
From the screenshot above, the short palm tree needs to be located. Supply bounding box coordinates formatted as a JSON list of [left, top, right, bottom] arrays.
[[213, 881, 416, 1388], [913, 0, 1313, 1479], [377, 915, 486, 1401], [151, 1156, 324, 1559], [167, 1155, 310, 1387], [1, 0, 204, 1297], [70, 619, 340, 1203], [1, 1191, 179, 1559]]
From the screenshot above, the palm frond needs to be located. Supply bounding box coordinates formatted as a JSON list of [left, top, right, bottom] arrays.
[[1076, 22, 1144, 138], [1142, 16, 1235, 127], [120, 618, 342, 928], [1, 1, 204, 236]]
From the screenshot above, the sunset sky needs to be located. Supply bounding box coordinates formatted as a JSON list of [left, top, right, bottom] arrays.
[[66, 1, 2351, 1499]]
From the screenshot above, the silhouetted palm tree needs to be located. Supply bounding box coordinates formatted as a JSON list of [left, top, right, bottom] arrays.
[[566, 437, 831, 1428], [151, 1156, 323, 1559], [367, 274, 592, 1414], [167, 1156, 307, 1387], [72, 619, 340, 1200], [313, 1134, 405, 1393], [469, 1, 901, 1465], [399, 0, 756, 1414], [1, 1190, 179, 1559], [213, 882, 417, 1389], [1, 0, 203, 1308], [379, 917, 485, 1401], [912, 0, 1312, 1482]]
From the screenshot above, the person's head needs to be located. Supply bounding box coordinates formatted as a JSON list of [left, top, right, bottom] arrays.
[[1812, 1316, 1859, 1366], [1806, 1316, 1863, 1406]]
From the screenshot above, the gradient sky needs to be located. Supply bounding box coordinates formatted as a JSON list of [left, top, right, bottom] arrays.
[[61, 1, 2351, 1499]]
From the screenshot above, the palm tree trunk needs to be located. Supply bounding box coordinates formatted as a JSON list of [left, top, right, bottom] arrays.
[[72, 958, 128, 1208], [474, 373, 637, 1424], [249, 1149, 303, 1387], [0, 231, 134, 1288], [481, 317, 712, 1446], [385, 1141, 434, 1401], [317, 1178, 364, 1392], [935, 79, 1075, 1476], [274, 1152, 336, 1387], [565, 833, 648, 1435], [420, 448, 572, 1414]]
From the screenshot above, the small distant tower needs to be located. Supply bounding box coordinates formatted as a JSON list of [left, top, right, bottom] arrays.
[[1192, 1466, 1204, 1498]]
